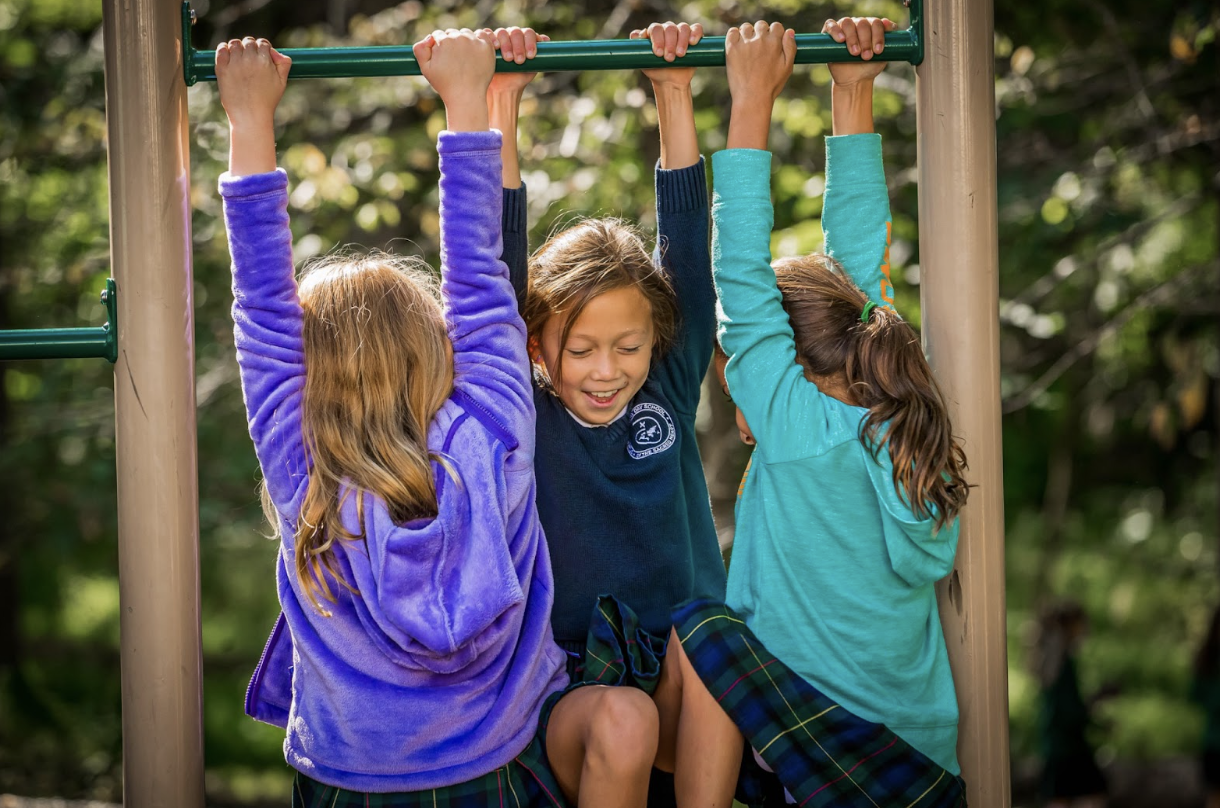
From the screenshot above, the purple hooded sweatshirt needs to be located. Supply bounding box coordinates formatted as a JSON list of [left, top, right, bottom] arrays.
[[220, 130, 568, 792]]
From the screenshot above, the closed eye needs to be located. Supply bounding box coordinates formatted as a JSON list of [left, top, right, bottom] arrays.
[[566, 348, 592, 358], [619, 345, 642, 354]]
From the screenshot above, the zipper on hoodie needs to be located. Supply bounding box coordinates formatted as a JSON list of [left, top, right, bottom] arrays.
[[244, 611, 287, 719]]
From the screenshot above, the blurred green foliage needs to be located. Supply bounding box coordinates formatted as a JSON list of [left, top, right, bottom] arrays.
[[0, 0, 1217, 801]]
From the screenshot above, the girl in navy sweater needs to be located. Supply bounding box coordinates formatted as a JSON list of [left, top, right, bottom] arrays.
[[487, 21, 739, 807]]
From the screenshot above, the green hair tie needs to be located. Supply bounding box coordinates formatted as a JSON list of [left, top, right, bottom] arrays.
[[860, 301, 878, 323]]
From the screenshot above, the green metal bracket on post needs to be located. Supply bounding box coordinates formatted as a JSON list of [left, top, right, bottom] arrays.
[[0, 279, 118, 363], [182, 0, 922, 85]]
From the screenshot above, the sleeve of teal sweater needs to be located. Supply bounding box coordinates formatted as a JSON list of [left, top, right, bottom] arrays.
[[821, 134, 896, 312], [712, 149, 831, 457]]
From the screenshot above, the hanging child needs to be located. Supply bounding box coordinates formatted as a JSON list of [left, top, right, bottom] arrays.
[[220, 29, 645, 805], [485, 19, 745, 807], [672, 17, 970, 806]]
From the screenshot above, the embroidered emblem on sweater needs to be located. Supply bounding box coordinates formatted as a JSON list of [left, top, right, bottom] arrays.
[[627, 402, 675, 459]]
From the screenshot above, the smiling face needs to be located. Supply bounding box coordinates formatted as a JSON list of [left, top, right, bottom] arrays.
[[538, 286, 656, 424], [714, 349, 756, 446]]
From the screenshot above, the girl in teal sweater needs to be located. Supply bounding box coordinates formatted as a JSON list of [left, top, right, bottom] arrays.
[[672, 18, 970, 807]]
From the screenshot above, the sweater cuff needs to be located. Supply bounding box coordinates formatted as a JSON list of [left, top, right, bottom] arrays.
[[502, 183, 527, 234], [437, 129, 502, 156], [825, 133, 883, 189], [218, 168, 288, 198], [655, 155, 708, 213], [711, 150, 772, 200]]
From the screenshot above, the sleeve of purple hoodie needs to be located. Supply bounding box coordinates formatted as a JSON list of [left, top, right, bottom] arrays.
[[439, 130, 534, 448], [224, 139, 530, 676], [358, 131, 530, 668], [219, 168, 310, 526]]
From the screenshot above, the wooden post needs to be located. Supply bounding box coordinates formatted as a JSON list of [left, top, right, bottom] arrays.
[[915, 0, 1011, 802], [102, 0, 205, 803]]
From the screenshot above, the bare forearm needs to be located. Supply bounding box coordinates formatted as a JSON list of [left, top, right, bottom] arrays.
[[228, 119, 277, 176], [489, 89, 523, 187], [831, 80, 875, 136], [653, 83, 699, 169], [444, 91, 490, 133], [727, 99, 773, 151]]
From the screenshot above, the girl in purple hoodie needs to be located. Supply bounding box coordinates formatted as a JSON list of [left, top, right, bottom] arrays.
[[218, 30, 651, 805]]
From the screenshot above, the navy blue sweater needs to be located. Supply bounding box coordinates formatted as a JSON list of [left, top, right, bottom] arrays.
[[502, 160, 727, 650]]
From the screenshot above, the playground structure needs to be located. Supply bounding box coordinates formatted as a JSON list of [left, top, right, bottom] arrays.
[[0, 0, 1008, 804]]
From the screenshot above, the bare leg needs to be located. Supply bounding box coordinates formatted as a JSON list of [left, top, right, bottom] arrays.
[[651, 641, 683, 773], [546, 684, 659, 808], [667, 627, 744, 808]]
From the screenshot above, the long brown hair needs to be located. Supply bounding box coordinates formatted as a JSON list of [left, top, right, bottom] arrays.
[[772, 254, 968, 530], [522, 218, 678, 385], [262, 251, 454, 614]]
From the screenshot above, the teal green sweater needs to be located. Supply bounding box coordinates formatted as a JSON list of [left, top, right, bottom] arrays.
[[712, 135, 961, 775]]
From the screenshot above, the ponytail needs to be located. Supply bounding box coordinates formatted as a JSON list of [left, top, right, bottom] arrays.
[[772, 255, 969, 530], [848, 306, 969, 530]]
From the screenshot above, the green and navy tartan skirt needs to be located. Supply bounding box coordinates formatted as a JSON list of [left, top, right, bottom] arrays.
[[573, 595, 668, 693], [569, 595, 681, 808], [674, 599, 968, 808], [291, 687, 575, 808]]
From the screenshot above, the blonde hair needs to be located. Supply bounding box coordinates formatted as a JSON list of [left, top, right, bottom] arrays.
[[523, 218, 678, 387], [261, 251, 454, 614]]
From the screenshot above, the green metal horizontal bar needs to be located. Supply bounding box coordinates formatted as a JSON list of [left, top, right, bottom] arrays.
[[187, 34, 920, 84], [183, 0, 923, 85], [0, 279, 117, 363], [0, 328, 112, 361]]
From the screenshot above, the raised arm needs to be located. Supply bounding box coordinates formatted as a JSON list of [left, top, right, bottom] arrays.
[[715, 22, 831, 455], [416, 29, 534, 447], [216, 38, 309, 520], [632, 21, 704, 171], [633, 21, 715, 408], [820, 16, 898, 310], [485, 26, 547, 310], [501, 184, 530, 312]]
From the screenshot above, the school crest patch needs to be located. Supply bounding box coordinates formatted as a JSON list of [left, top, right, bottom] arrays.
[[627, 402, 676, 459]]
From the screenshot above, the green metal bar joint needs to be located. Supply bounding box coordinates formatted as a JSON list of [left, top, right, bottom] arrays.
[[182, 0, 923, 85], [907, 0, 924, 66], [0, 279, 118, 363]]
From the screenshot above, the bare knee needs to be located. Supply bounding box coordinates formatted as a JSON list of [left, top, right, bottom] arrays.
[[585, 687, 660, 774]]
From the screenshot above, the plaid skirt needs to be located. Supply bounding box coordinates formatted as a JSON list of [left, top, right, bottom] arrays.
[[291, 687, 575, 808], [674, 599, 967, 808], [575, 595, 668, 692], [566, 595, 680, 808]]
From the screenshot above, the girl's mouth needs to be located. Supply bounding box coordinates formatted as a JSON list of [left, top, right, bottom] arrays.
[[584, 389, 621, 408]]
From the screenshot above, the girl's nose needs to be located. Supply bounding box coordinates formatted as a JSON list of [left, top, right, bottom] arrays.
[[591, 352, 617, 379]]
